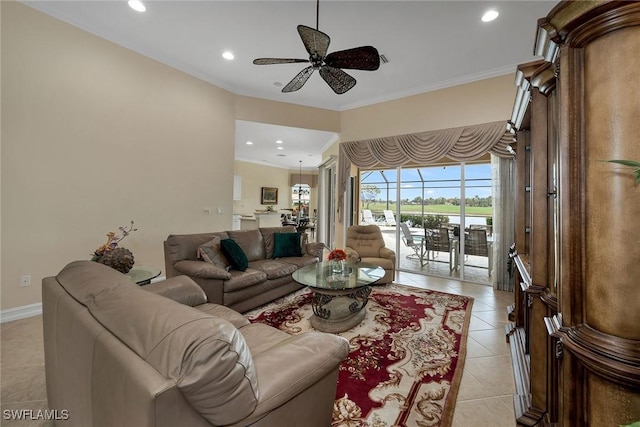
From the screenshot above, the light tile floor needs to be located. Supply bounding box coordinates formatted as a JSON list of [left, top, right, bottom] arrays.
[[0, 271, 515, 427]]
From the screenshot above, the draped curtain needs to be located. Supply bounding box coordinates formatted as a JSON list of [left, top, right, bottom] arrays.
[[491, 155, 516, 291], [338, 121, 514, 219]]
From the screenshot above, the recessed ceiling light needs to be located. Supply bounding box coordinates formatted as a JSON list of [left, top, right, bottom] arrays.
[[481, 10, 499, 22], [128, 0, 146, 12], [276, 140, 283, 144], [277, 147, 284, 150], [222, 51, 235, 60], [246, 141, 253, 145]]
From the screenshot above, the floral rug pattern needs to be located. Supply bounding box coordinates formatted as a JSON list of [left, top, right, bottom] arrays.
[[245, 284, 473, 427]]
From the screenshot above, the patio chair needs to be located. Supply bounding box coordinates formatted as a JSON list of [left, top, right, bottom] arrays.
[[399, 222, 426, 266], [425, 227, 455, 270], [362, 209, 377, 224], [383, 210, 397, 226]]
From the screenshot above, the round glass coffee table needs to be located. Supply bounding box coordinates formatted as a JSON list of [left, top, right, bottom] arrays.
[[292, 262, 385, 333]]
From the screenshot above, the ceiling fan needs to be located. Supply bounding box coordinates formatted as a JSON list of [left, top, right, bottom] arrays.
[[252, 0, 380, 95]]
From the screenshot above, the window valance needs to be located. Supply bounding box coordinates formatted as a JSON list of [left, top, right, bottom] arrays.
[[337, 120, 514, 219]]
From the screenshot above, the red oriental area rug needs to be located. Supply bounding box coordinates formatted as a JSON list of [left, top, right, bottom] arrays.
[[245, 283, 473, 427]]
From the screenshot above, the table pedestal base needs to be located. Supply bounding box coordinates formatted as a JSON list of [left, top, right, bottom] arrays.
[[310, 286, 371, 333]]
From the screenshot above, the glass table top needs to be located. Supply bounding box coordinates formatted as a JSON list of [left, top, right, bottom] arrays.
[[292, 261, 385, 291], [126, 266, 161, 285]]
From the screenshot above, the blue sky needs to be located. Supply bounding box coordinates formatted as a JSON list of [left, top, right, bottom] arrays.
[[361, 164, 492, 200]]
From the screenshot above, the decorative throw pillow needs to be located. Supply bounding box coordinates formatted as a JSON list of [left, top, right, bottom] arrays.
[[197, 237, 231, 271], [272, 232, 302, 258], [220, 238, 249, 271]]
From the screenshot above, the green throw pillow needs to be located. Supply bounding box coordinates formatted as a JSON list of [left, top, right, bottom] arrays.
[[220, 238, 249, 271], [272, 232, 302, 258]]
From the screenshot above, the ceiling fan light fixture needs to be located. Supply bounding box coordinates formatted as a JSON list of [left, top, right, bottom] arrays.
[[253, 0, 379, 95]]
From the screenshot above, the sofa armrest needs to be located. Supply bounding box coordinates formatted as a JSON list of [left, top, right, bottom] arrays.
[[304, 241, 326, 258], [173, 260, 231, 280], [250, 333, 349, 416], [142, 276, 207, 307], [380, 247, 396, 263]]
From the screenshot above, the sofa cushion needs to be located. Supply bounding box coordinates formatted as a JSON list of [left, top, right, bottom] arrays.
[[227, 230, 265, 262], [259, 226, 297, 259], [173, 260, 231, 280], [55, 261, 259, 426], [278, 254, 319, 269], [272, 232, 302, 258], [198, 237, 230, 270], [195, 303, 250, 328], [220, 239, 249, 271], [224, 268, 268, 293], [248, 259, 297, 280], [238, 323, 292, 356]]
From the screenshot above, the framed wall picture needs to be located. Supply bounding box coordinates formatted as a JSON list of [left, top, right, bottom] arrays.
[[261, 187, 278, 205]]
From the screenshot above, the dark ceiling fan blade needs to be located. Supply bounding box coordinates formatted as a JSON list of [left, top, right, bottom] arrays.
[[253, 58, 309, 65], [297, 25, 330, 58], [282, 66, 315, 93], [324, 46, 380, 70], [319, 66, 356, 94]]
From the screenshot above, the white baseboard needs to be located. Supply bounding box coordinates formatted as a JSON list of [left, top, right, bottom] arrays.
[[0, 302, 43, 323]]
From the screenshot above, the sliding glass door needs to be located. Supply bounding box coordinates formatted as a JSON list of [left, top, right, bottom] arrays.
[[359, 161, 494, 285]]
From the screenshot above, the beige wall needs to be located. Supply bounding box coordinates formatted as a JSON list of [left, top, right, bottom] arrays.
[[233, 161, 319, 219], [339, 74, 516, 141], [235, 95, 340, 133], [233, 161, 291, 215], [1, 2, 236, 309]]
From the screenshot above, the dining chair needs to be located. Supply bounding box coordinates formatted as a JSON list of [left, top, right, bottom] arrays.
[[464, 228, 492, 275], [425, 227, 455, 270]]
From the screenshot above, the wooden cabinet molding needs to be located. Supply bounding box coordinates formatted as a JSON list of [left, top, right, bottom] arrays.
[[551, 322, 640, 388]]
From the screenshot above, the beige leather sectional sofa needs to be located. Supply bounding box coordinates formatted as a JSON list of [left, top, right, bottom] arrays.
[[164, 226, 325, 313], [43, 261, 349, 427]]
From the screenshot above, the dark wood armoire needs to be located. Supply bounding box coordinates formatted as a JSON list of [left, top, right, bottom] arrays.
[[506, 1, 640, 426]]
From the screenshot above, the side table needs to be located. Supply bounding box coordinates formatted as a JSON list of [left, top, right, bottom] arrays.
[[126, 266, 161, 286]]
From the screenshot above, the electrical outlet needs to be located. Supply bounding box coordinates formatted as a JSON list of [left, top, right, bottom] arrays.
[[203, 208, 212, 215], [20, 275, 31, 287]]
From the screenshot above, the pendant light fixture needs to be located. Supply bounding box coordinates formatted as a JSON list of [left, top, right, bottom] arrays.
[[298, 160, 303, 222]]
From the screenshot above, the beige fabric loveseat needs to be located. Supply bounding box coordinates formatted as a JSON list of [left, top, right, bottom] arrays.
[[43, 261, 349, 427], [164, 226, 324, 313]]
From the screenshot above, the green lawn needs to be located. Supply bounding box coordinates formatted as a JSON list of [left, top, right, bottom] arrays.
[[363, 203, 492, 216]]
